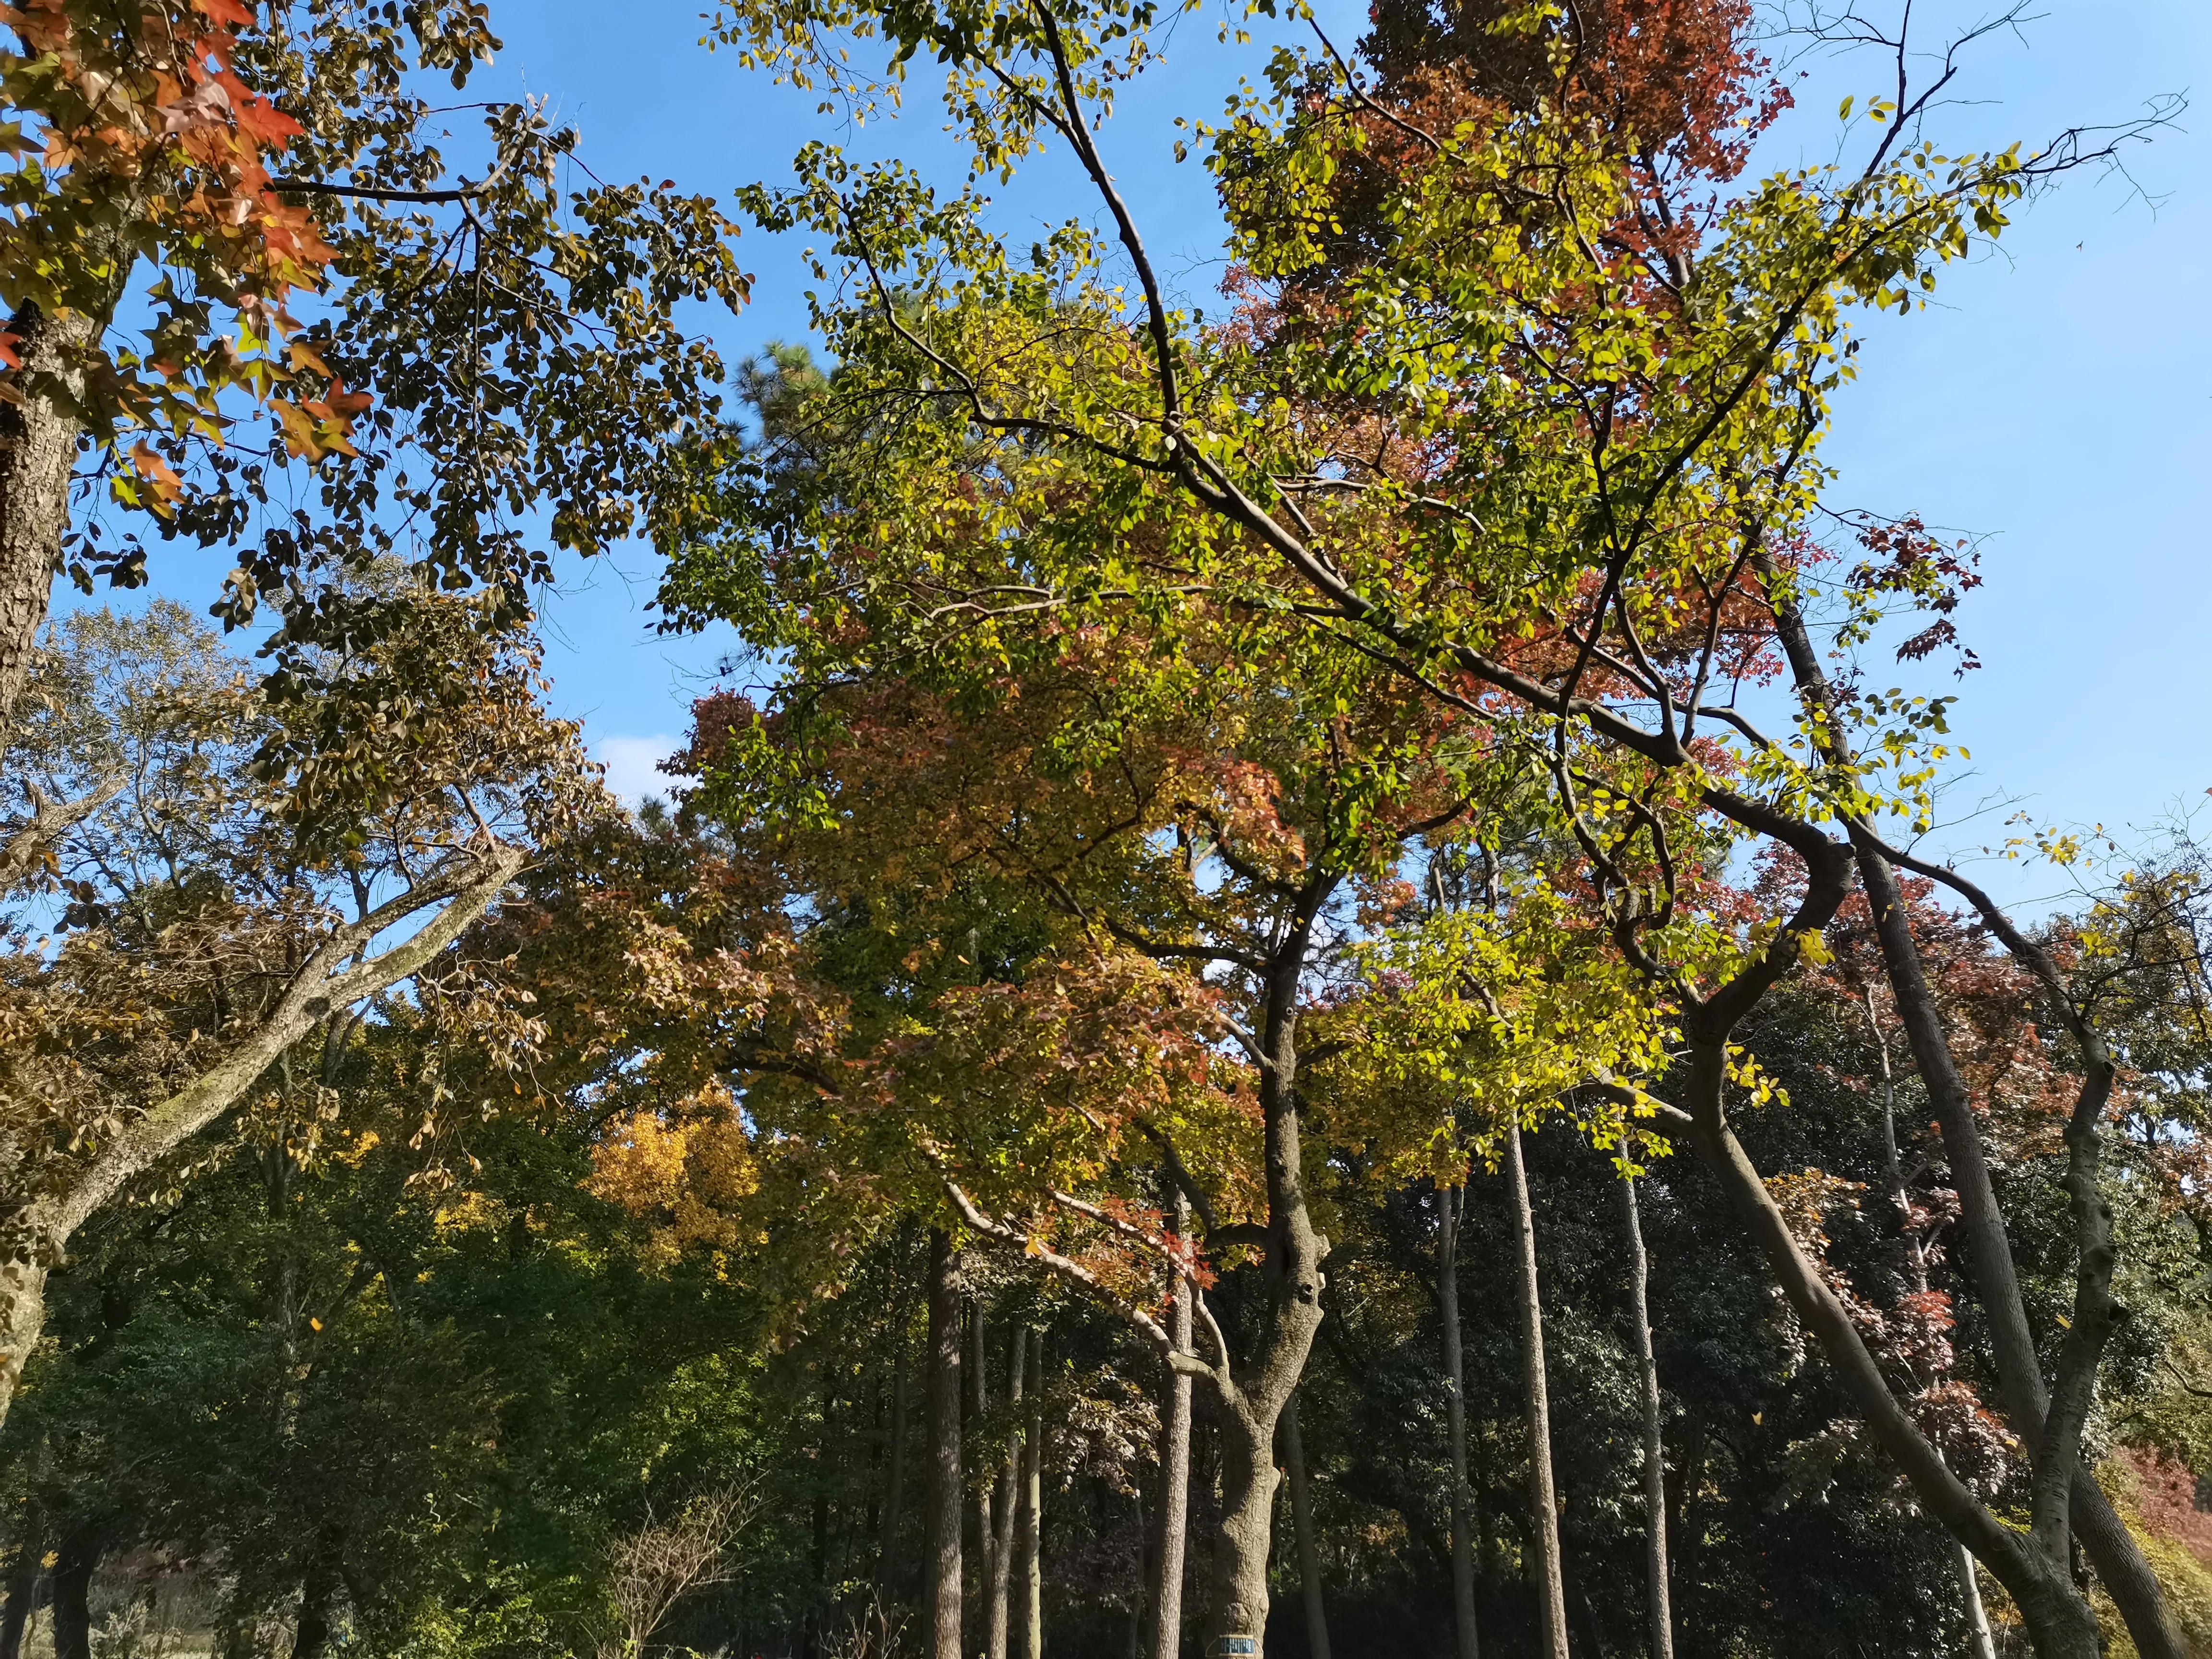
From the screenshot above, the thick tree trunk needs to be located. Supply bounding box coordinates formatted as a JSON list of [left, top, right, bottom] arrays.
[[1504, 1125, 1569, 1659], [0, 301, 105, 741], [1021, 1331, 1044, 1659], [0, 1533, 38, 1659], [1278, 1395, 1331, 1659], [1152, 1190, 1194, 1659], [1619, 1177, 1671, 1659], [1193, 939, 1331, 1659], [988, 1327, 1027, 1659], [1436, 1183, 1480, 1659], [1207, 1404, 1280, 1657], [49, 1525, 97, 1659], [926, 1230, 963, 1659]]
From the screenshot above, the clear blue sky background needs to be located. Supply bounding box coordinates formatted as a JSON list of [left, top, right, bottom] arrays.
[[126, 2, 2212, 901]]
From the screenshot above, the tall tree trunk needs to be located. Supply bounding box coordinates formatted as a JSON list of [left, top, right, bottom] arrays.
[[1436, 1182, 1480, 1659], [1505, 1124, 1569, 1659], [1956, 1543, 1998, 1659], [810, 1383, 833, 1659], [1757, 547, 2179, 1659], [926, 1229, 963, 1659], [988, 1326, 1027, 1659], [49, 1524, 97, 1659], [1682, 1035, 2104, 1658], [1278, 1395, 1331, 1659], [1619, 1176, 1671, 1659], [1864, 986, 1996, 1659], [1194, 934, 1332, 1659], [1021, 1330, 1044, 1659], [0, 1532, 38, 1659], [1152, 1190, 1194, 1659], [0, 299, 109, 740], [877, 1342, 910, 1611]]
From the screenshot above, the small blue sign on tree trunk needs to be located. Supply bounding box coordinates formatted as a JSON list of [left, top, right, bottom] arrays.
[[1212, 1640, 1258, 1657]]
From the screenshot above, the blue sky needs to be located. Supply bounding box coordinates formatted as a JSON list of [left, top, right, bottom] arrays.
[[99, 1, 2212, 902]]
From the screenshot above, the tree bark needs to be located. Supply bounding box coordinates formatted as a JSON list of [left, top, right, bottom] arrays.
[[1152, 1189, 1193, 1659], [926, 1229, 963, 1659], [1855, 840, 2183, 1659], [988, 1326, 1027, 1659], [1209, 1401, 1281, 1658], [1021, 1330, 1044, 1659], [1505, 1124, 1569, 1659], [48, 1524, 96, 1659], [945, 902, 1333, 1659], [0, 301, 106, 741], [1279, 1395, 1331, 1659], [1435, 1183, 1480, 1659], [1619, 1176, 1671, 1659]]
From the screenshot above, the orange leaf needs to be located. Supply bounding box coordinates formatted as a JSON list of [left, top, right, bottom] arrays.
[[130, 442, 182, 505]]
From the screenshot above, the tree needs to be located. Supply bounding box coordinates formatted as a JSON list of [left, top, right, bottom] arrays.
[[0, 0, 749, 770], [0, 595, 589, 1421], [659, 0, 2176, 1646]]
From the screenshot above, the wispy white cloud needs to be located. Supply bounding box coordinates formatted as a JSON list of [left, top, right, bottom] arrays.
[[593, 734, 694, 806]]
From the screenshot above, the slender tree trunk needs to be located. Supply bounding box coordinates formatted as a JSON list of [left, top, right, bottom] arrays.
[[1758, 548, 2180, 1659], [1436, 1183, 1480, 1659], [877, 1342, 910, 1613], [1505, 1125, 1569, 1659], [1619, 1177, 1671, 1659], [1955, 1543, 1998, 1659], [1279, 1395, 1331, 1659], [811, 1383, 833, 1659], [1865, 987, 1995, 1659], [49, 1525, 97, 1659], [926, 1230, 963, 1659], [988, 1327, 1027, 1659], [1153, 1190, 1194, 1659], [973, 1298, 992, 1624], [0, 1534, 37, 1659], [1021, 1331, 1044, 1659], [1681, 1037, 2103, 1658]]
